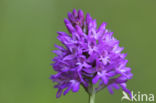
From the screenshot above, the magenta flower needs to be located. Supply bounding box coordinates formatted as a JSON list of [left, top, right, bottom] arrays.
[[50, 9, 133, 103]]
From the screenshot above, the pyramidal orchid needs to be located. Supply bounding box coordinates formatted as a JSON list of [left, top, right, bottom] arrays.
[[50, 9, 133, 103]]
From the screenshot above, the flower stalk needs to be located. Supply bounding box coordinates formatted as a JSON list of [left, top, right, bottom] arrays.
[[89, 84, 96, 103]]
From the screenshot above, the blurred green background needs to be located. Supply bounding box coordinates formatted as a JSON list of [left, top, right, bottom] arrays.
[[0, 0, 156, 103]]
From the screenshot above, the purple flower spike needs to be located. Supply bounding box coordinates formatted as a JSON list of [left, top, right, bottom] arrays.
[[50, 9, 133, 102]]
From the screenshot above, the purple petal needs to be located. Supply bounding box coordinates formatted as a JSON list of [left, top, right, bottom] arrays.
[[72, 8, 77, 17], [56, 89, 63, 98], [92, 75, 100, 84], [63, 87, 71, 95], [120, 83, 132, 98], [107, 85, 114, 94], [86, 13, 92, 24], [72, 82, 80, 92], [65, 24, 75, 33], [97, 22, 107, 35], [78, 9, 84, 20], [112, 83, 120, 90], [64, 18, 71, 25], [101, 76, 108, 84], [75, 25, 83, 34], [63, 55, 75, 60], [68, 12, 74, 22], [107, 71, 116, 77]]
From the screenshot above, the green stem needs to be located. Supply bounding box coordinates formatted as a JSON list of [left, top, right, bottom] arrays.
[[89, 84, 96, 103]]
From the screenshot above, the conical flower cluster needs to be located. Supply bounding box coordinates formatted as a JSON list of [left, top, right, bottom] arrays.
[[50, 9, 133, 98]]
